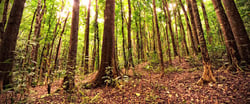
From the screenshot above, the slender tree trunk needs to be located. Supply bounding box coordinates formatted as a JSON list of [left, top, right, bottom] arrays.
[[162, 0, 172, 65], [63, 0, 79, 92], [201, 0, 211, 44], [90, 0, 116, 87], [127, 0, 134, 68], [0, 0, 26, 92], [164, 0, 178, 57], [31, 0, 46, 68], [151, 11, 156, 54], [191, 0, 216, 85], [212, 0, 241, 71], [120, 0, 128, 69], [178, 0, 195, 55], [153, 0, 164, 73], [177, 8, 189, 56], [221, 0, 250, 66], [186, 0, 199, 53], [84, 0, 91, 74], [91, 0, 98, 72]]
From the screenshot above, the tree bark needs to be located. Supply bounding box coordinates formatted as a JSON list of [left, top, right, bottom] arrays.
[[178, 0, 195, 55], [177, 7, 189, 56], [31, 0, 46, 68], [91, 0, 98, 72], [162, 0, 172, 65], [190, 0, 216, 85], [0, 0, 9, 41], [164, 0, 178, 57], [221, 0, 250, 66], [0, 0, 26, 92], [211, 0, 241, 71], [90, 0, 116, 87], [120, 0, 128, 69], [127, 0, 134, 68], [153, 0, 164, 72], [201, 0, 211, 44], [63, 0, 79, 92], [84, 0, 91, 74], [186, 0, 199, 54]]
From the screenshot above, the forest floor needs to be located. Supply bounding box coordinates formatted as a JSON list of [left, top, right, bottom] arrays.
[[0, 57, 249, 104]]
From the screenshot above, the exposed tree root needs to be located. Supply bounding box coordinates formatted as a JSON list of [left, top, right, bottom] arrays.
[[197, 64, 216, 86]]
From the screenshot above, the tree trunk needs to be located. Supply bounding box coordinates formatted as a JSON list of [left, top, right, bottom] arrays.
[[221, 0, 250, 66], [177, 7, 189, 56], [190, 0, 216, 85], [201, 0, 211, 44], [162, 0, 172, 65], [186, 0, 199, 54], [0, 0, 26, 92], [91, 0, 98, 72], [90, 0, 116, 87], [153, 0, 164, 73], [31, 0, 46, 68], [120, 0, 128, 69], [0, 0, 9, 41], [178, 0, 195, 55], [127, 0, 134, 68], [211, 0, 241, 71], [84, 0, 91, 74], [63, 0, 79, 92], [164, 0, 178, 57]]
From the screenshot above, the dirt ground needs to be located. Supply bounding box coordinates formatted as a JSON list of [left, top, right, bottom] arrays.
[[1, 58, 249, 104]]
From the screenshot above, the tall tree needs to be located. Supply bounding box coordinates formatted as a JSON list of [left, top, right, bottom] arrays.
[[200, 0, 211, 43], [162, 0, 172, 64], [91, 0, 99, 72], [164, 0, 178, 57], [31, 0, 46, 68], [127, 0, 134, 68], [186, 0, 199, 54], [0, 0, 26, 92], [84, 0, 91, 74], [88, 0, 116, 87], [221, 0, 250, 66], [120, 0, 128, 69], [190, 0, 216, 85], [63, 0, 79, 92], [211, 0, 241, 71], [153, 0, 164, 73], [0, 0, 9, 41], [178, 0, 195, 55]]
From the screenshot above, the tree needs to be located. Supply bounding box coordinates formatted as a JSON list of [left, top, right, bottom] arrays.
[[84, 0, 91, 74], [221, 0, 250, 66], [0, 0, 26, 92], [153, 0, 164, 74], [186, 0, 199, 54], [211, 0, 241, 71], [88, 0, 116, 87], [91, 0, 99, 72], [120, 0, 128, 69], [200, 0, 211, 43], [164, 0, 178, 57], [63, 0, 80, 92], [190, 0, 216, 85], [178, 0, 195, 55], [127, 0, 134, 68], [0, 0, 9, 41]]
